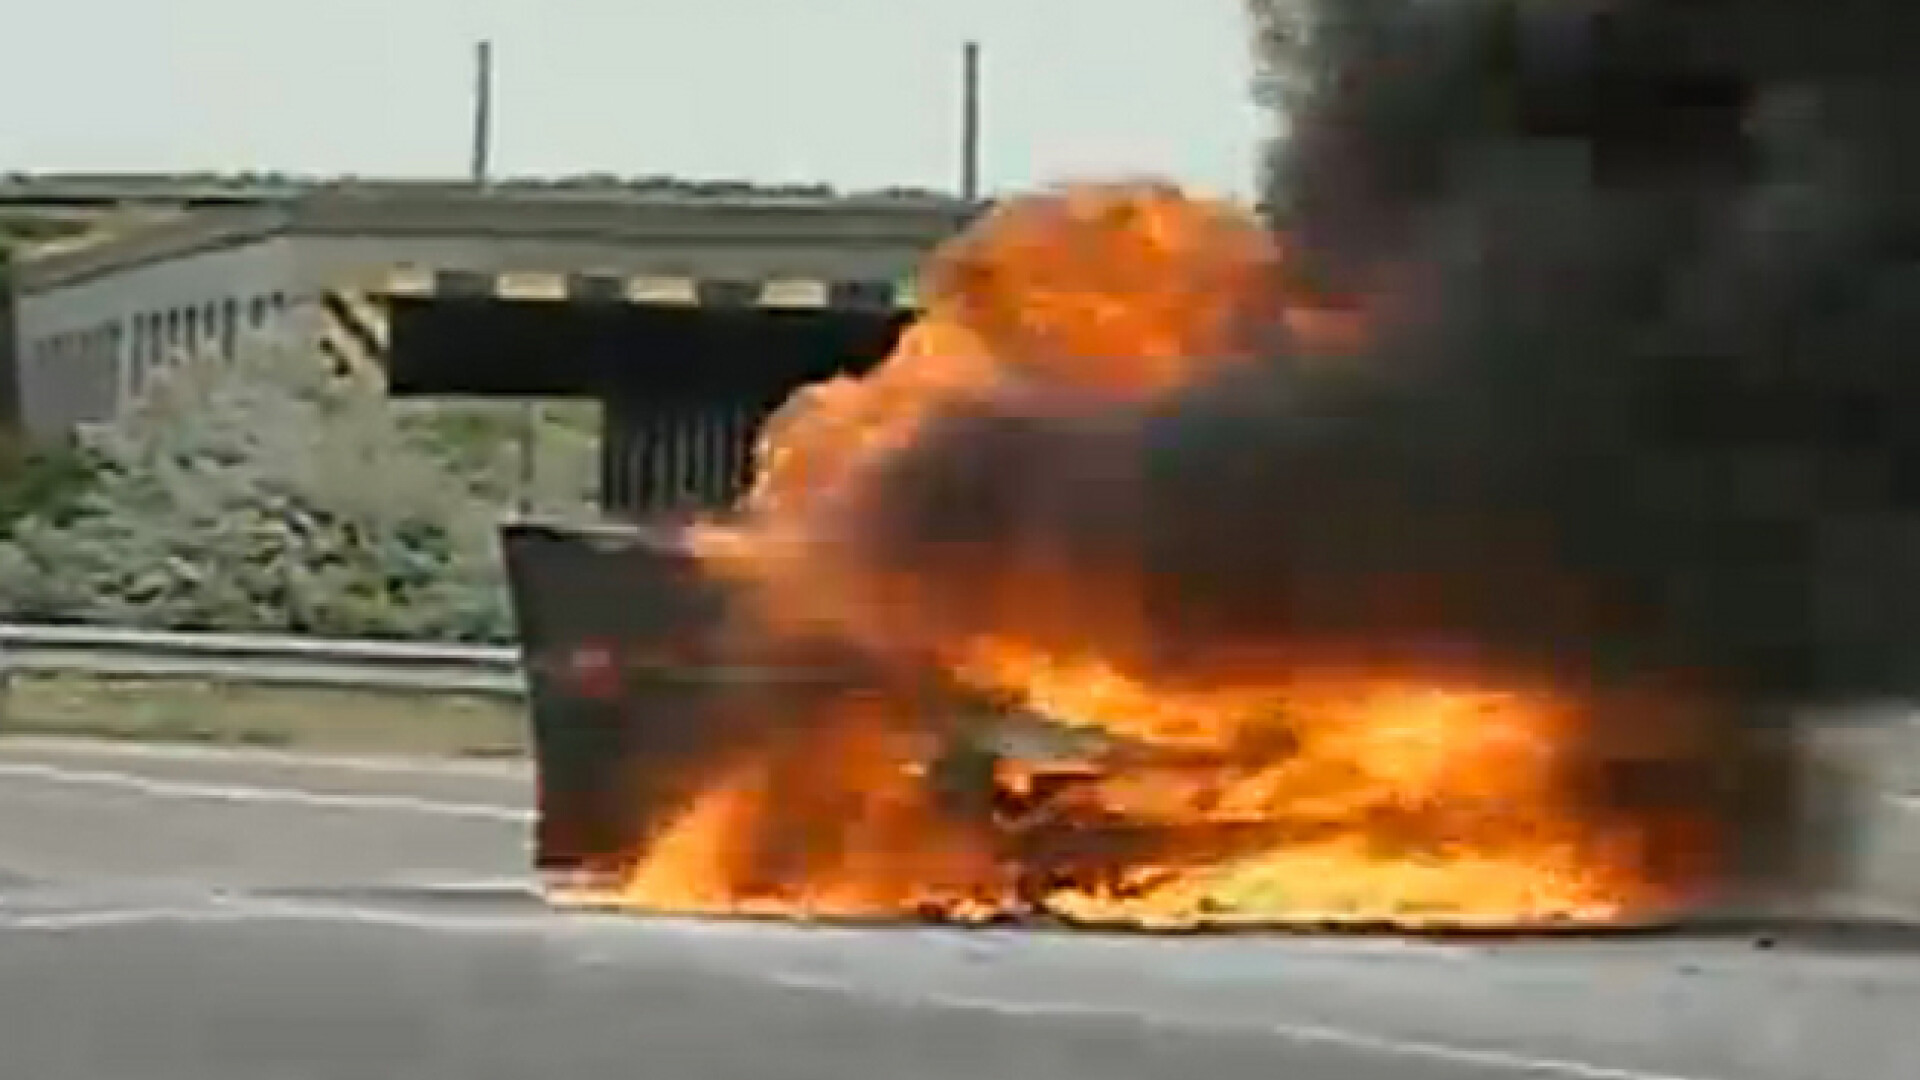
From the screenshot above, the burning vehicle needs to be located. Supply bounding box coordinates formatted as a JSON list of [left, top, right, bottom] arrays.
[[499, 176, 1834, 932], [504, 518, 1819, 931], [397, 0, 1917, 931]]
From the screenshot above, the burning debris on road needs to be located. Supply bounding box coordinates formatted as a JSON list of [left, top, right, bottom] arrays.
[[552, 0, 1917, 930]]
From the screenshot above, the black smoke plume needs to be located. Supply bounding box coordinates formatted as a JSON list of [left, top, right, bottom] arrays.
[[808, 0, 1920, 710]]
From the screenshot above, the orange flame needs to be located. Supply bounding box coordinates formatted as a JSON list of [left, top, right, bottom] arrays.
[[589, 182, 1738, 930], [738, 182, 1285, 530]]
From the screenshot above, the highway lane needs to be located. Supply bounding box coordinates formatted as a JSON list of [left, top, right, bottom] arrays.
[[0, 738, 529, 890], [0, 737, 1915, 1080]]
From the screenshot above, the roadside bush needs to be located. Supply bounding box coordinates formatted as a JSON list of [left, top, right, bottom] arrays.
[[0, 433, 109, 538], [0, 346, 518, 642]]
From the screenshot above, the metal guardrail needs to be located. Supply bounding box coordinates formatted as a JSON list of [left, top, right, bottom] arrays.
[[0, 623, 856, 696], [0, 624, 525, 697]]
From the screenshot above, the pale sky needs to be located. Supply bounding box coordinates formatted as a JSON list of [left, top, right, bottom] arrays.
[[0, 0, 1268, 199]]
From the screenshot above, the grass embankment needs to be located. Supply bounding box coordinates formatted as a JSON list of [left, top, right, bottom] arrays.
[[0, 673, 528, 758]]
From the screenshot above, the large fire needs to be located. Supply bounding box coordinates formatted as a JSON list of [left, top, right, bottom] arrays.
[[569, 183, 1760, 930]]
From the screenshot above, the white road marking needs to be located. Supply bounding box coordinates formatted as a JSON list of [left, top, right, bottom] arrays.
[[0, 896, 565, 934], [0, 760, 531, 822], [757, 968, 1723, 1080], [0, 906, 251, 932]]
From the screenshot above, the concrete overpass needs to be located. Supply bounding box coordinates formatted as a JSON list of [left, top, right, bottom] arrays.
[[0, 172, 902, 209], [0, 172, 940, 252], [12, 188, 972, 410], [7, 187, 977, 512], [0, 173, 924, 237]]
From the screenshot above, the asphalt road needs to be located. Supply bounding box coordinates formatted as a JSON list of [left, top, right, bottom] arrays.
[[0, 737, 1914, 1080]]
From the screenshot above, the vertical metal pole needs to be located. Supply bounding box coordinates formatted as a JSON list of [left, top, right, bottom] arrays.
[[471, 40, 494, 184], [680, 406, 700, 508], [471, 40, 536, 518], [647, 405, 669, 512], [710, 406, 730, 507], [599, 397, 620, 513], [634, 401, 657, 513], [711, 406, 728, 506], [695, 406, 714, 507], [723, 404, 745, 505], [683, 407, 698, 507], [668, 406, 689, 510], [961, 40, 982, 202]]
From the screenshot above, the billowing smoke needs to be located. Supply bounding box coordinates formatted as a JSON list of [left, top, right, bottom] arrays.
[[1174, 0, 1920, 701], [773, 0, 1920, 711]]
